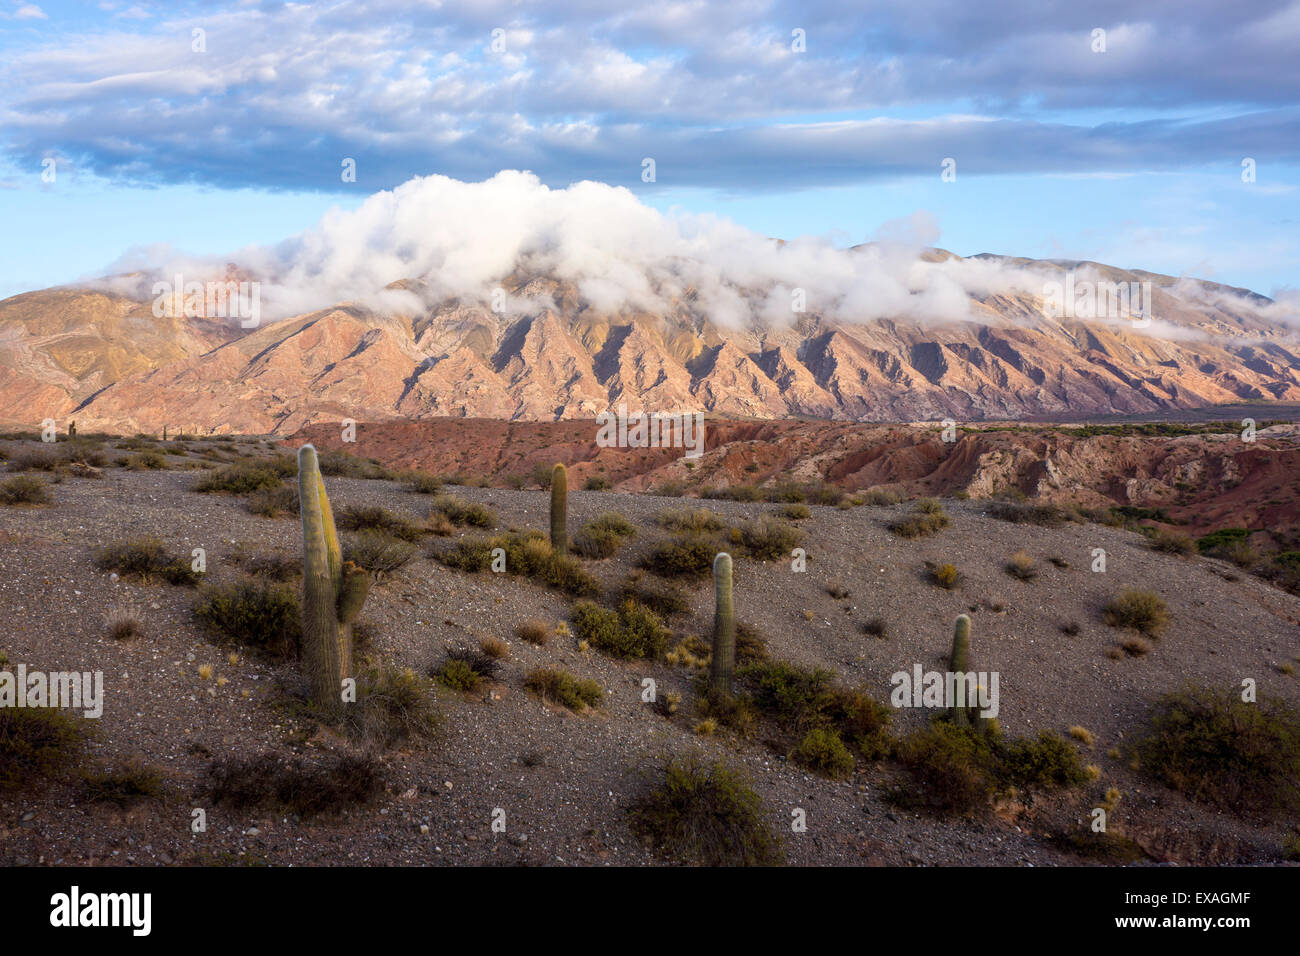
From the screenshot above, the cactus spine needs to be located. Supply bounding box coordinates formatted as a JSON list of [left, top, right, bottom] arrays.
[[709, 552, 736, 696], [949, 614, 972, 728], [550, 463, 568, 553], [298, 443, 371, 710]]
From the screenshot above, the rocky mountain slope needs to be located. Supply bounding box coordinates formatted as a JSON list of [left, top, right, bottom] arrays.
[[2, 256, 1298, 434]]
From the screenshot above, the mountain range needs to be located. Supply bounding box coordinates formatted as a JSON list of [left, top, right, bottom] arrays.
[[2, 251, 1298, 434]]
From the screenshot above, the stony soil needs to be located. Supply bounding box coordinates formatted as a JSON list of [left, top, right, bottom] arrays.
[[1, 436, 1298, 867]]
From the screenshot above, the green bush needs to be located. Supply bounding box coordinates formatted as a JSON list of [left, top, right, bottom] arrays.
[[523, 668, 603, 711], [793, 727, 854, 779], [573, 512, 636, 558], [889, 502, 951, 538], [347, 667, 440, 747], [998, 732, 1090, 790], [1196, 527, 1250, 554], [405, 471, 444, 494], [433, 647, 498, 692], [0, 708, 85, 792], [741, 660, 834, 722], [1136, 685, 1300, 814], [0, 475, 51, 505], [1149, 529, 1196, 555], [572, 599, 670, 660], [195, 461, 290, 494], [95, 536, 201, 585], [1103, 588, 1168, 637], [657, 507, 729, 533], [245, 483, 298, 518], [628, 756, 782, 866], [195, 579, 301, 660], [336, 504, 424, 541], [643, 532, 720, 577], [343, 531, 416, 576], [777, 503, 811, 520], [428, 494, 496, 529], [737, 515, 804, 561]]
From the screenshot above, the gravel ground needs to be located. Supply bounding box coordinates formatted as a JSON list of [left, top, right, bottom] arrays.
[[1, 443, 1298, 866]]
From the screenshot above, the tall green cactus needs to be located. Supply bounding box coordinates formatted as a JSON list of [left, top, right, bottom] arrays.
[[299, 443, 371, 709], [550, 463, 568, 553], [709, 552, 736, 696], [949, 614, 972, 728]]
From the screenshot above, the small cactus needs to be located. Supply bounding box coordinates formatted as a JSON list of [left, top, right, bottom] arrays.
[[298, 443, 371, 710], [949, 614, 972, 728], [68, 420, 76, 438], [550, 463, 568, 553], [709, 552, 736, 696]]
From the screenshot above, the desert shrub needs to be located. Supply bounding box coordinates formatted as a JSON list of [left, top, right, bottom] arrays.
[[573, 512, 636, 558], [740, 660, 835, 722], [815, 686, 893, 759], [988, 501, 1079, 526], [778, 503, 811, 520], [1121, 637, 1151, 656], [0, 708, 85, 792], [438, 537, 495, 572], [1135, 685, 1300, 814], [889, 501, 950, 538], [616, 577, 690, 618], [893, 723, 1087, 814], [516, 620, 550, 646], [82, 759, 164, 807], [1005, 550, 1037, 581], [232, 551, 299, 582], [0, 475, 51, 505], [860, 487, 901, 506], [825, 578, 850, 599], [195, 462, 288, 494], [643, 532, 720, 578], [734, 622, 771, 664], [930, 562, 960, 589], [891, 723, 995, 814], [345, 667, 440, 747], [433, 647, 498, 691], [737, 515, 804, 561], [862, 617, 889, 638], [428, 494, 495, 529], [523, 668, 603, 711], [762, 480, 806, 503], [1149, 529, 1196, 555], [1220, 540, 1260, 568], [336, 504, 423, 541], [1196, 527, 1250, 555], [194, 579, 301, 660], [584, 474, 612, 491], [405, 471, 444, 494], [343, 531, 417, 577], [95, 536, 200, 585], [316, 449, 392, 480], [702, 484, 762, 502], [478, 636, 508, 659], [104, 605, 144, 640], [203, 751, 382, 816], [650, 480, 686, 497], [657, 507, 728, 533], [530, 463, 554, 489], [628, 756, 782, 866], [793, 727, 854, 779], [1103, 588, 1168, 637], [802, 483, 846, 506], [998, 732, 1090, 790], [123, 451, 168, 471], [572, 599, 670, 660], [245, 483, 298, 518]]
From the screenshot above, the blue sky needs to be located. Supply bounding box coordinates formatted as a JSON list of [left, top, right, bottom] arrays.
[[1, 0, 1297, 300]]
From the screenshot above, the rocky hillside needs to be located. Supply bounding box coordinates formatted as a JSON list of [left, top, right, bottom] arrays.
[[2, 254, 1299, 434]]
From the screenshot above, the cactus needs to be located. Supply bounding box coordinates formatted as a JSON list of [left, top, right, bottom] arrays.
[[298, 443, 371, 710], [949, 614, 972, 728], [163, 425, 168, 441], [709, 552, 736, 696], [550, 463, 568, 553], [68, 420, 76, 438]]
